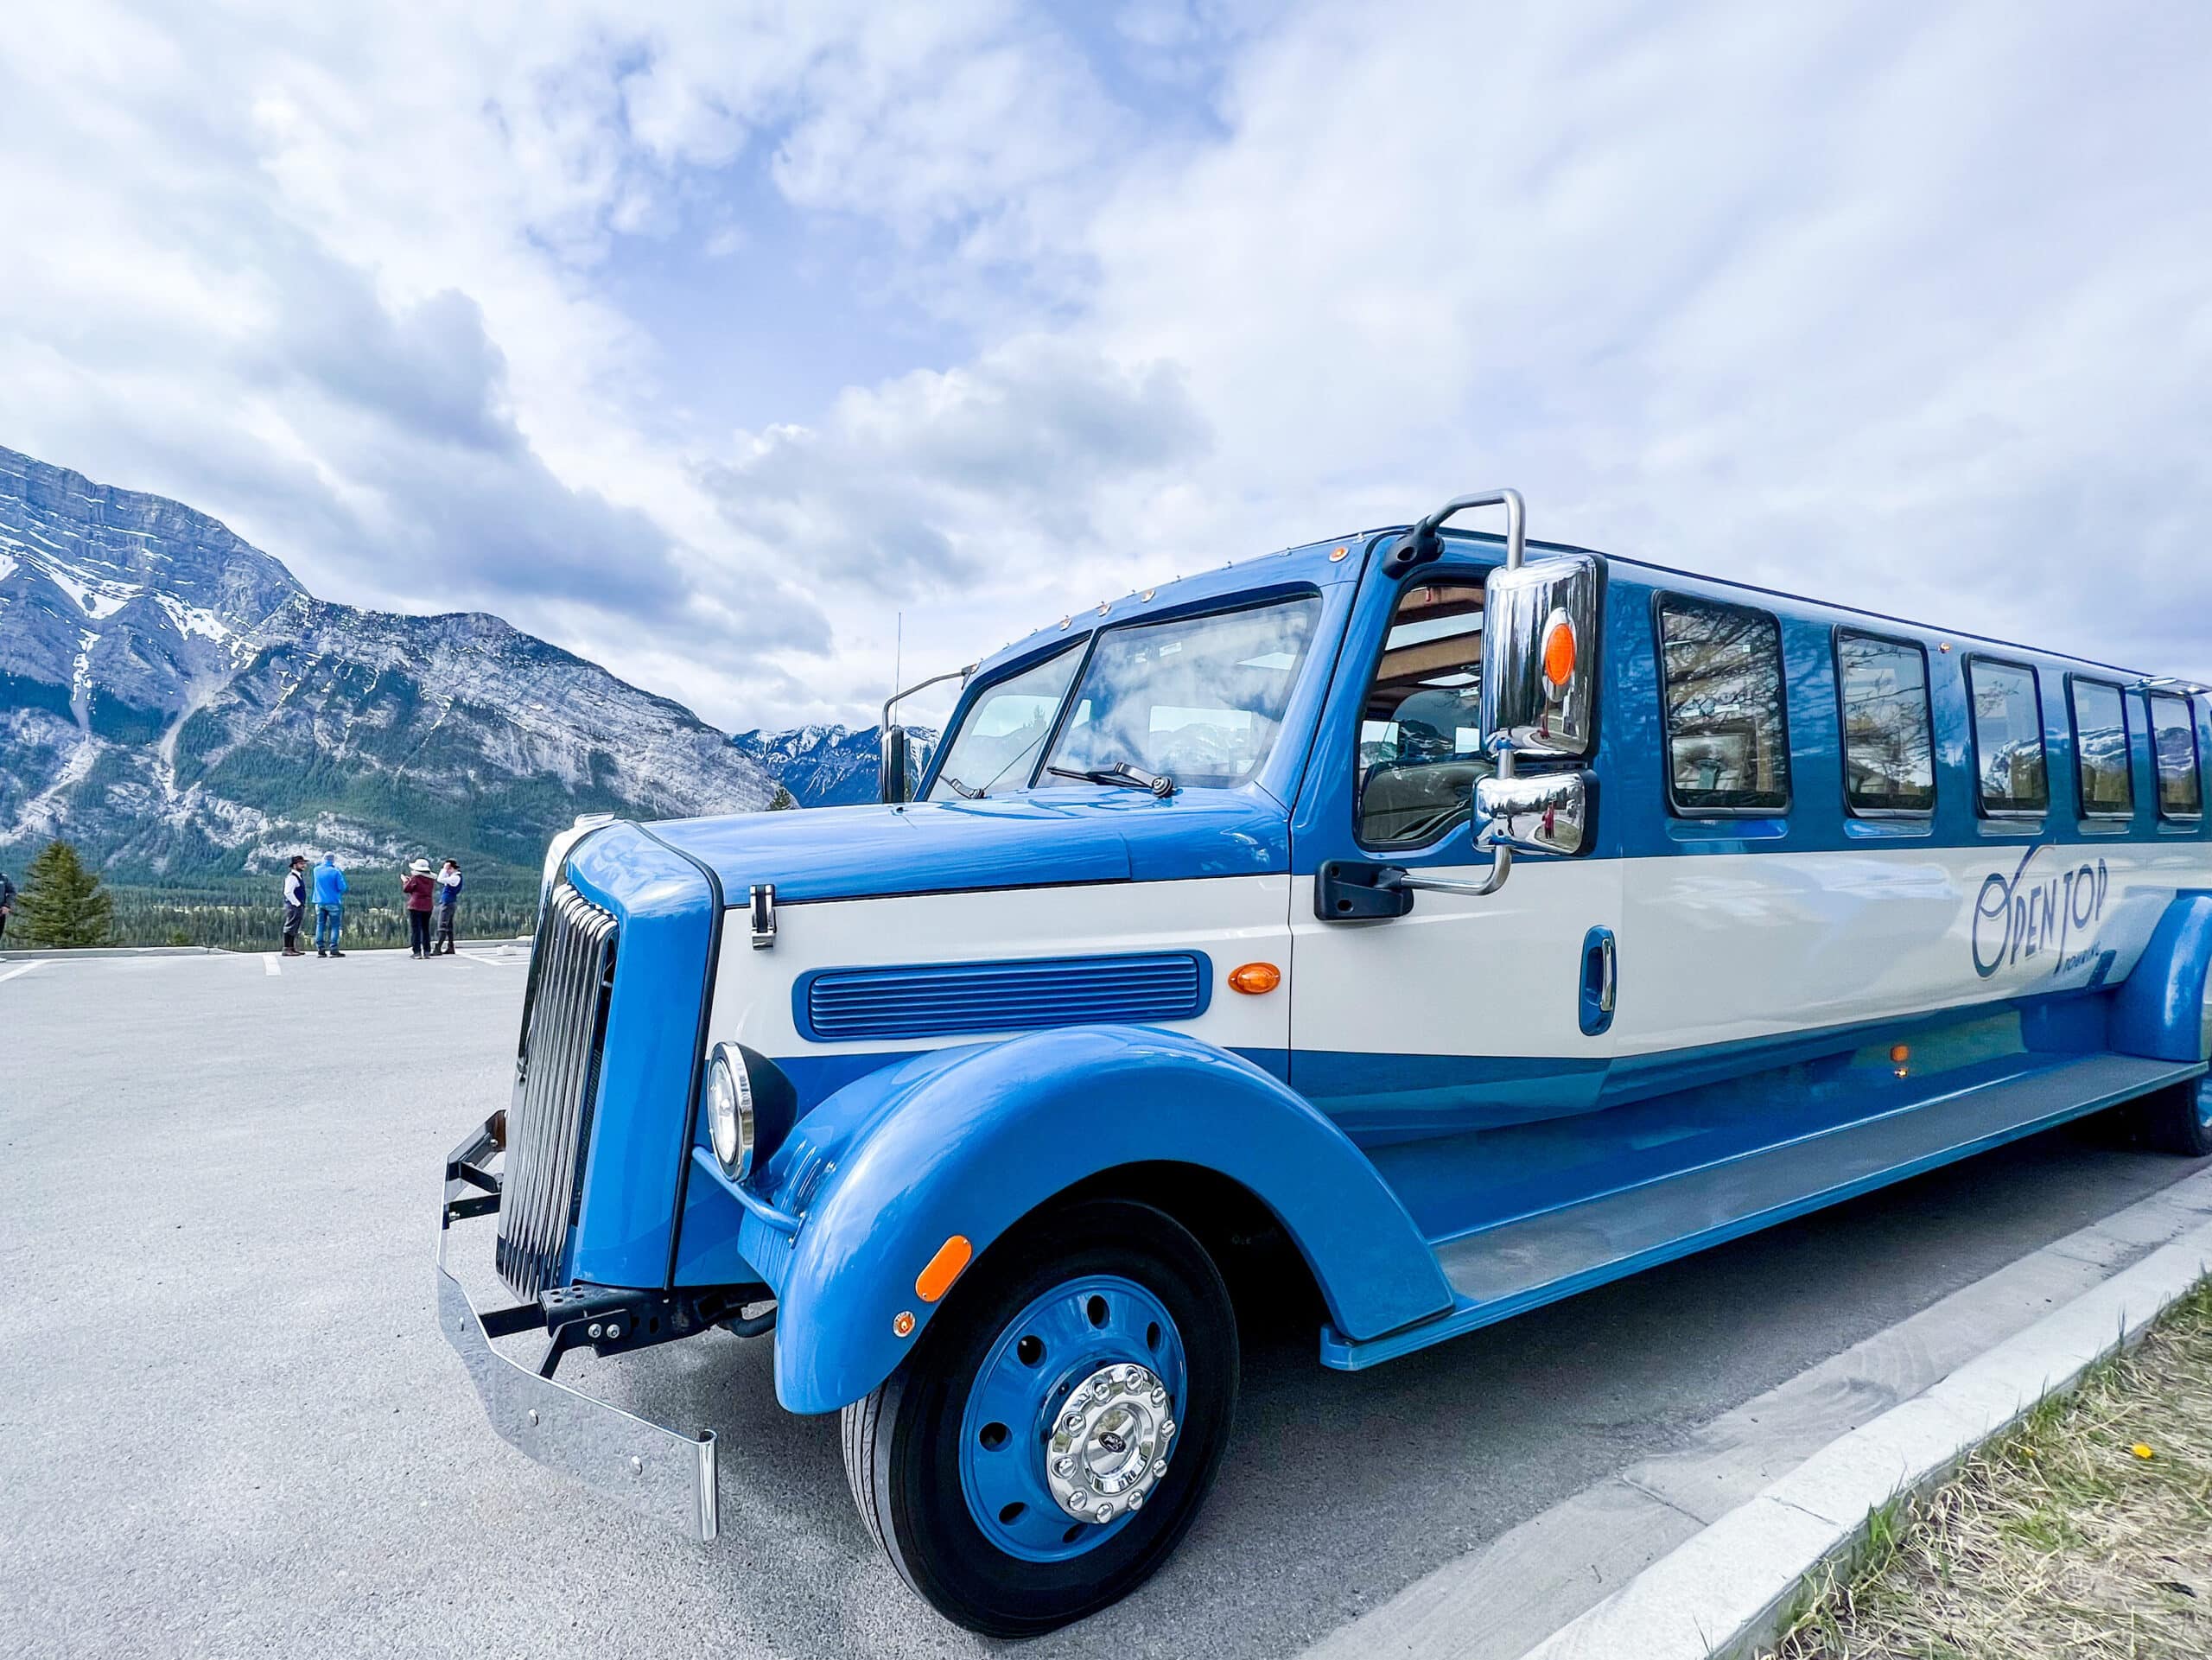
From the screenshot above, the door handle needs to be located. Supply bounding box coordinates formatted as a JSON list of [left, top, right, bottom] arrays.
[[1580, 926, 1617, 1036]]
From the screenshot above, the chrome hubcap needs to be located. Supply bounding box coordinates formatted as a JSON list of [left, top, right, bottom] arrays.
[[1046, 1362, 1175, 1523]]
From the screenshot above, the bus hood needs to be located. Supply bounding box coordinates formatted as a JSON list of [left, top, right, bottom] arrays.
[[647, 788, 1286, 906]]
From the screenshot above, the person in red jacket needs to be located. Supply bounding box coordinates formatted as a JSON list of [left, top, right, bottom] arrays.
[[401, 858, 437, 958]]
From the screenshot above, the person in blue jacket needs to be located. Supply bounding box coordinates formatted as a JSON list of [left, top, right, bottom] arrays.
[[313, 854, 348, 958], [432, 859, 464, 956]]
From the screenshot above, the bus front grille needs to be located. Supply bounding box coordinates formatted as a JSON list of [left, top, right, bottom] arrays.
[[496, 884, 617, 1300]]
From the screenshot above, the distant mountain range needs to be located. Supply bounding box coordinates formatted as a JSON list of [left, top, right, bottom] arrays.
[[729, 723, 933, 807], [0, 445, 803, 884]]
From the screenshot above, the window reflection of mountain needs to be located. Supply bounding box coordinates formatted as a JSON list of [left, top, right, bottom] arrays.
[[1981, 737, 2047, 803]]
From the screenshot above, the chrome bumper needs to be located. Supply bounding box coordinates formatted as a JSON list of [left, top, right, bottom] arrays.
[[436, 1116, 719, 1542]]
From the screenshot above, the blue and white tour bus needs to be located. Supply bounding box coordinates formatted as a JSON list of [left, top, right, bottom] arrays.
[[438, 489, 2212, 1634]]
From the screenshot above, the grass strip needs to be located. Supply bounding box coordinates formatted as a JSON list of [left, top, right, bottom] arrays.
[[1765, 1278, 2212, 1658]]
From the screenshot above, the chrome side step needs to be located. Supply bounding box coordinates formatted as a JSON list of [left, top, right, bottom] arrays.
[[1320, 1053, 2204, 1371]]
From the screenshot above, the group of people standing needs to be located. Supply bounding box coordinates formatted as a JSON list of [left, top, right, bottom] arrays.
[[280, 853, 463, 958]]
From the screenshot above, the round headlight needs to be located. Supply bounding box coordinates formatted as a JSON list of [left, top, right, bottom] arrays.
[[706, 1043, 755, 1178]]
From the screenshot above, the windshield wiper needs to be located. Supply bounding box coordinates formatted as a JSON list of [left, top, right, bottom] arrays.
[[1047, 760, 1176, 798], [937, 773, 985, 799]]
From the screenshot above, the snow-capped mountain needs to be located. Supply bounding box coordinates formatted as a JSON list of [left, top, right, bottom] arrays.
[[729, 722, 936, 807], [0, 444, 776, 881]]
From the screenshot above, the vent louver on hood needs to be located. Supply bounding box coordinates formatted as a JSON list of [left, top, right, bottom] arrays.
[[800, 952, 1211, 1043]]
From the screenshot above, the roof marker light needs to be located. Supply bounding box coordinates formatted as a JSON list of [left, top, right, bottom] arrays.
[[1329, 545, 1350, 562]]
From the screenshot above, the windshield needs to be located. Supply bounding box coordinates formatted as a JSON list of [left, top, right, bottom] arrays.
[[924, 643, 1084, 801], [1042, 595, 1322, 790]]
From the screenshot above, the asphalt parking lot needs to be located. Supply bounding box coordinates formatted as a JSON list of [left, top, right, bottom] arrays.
[[4, 948, 2209, 1660]]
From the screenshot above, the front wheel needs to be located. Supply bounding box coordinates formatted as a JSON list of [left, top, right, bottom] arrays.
[[840, 1197, 1238, 1636]]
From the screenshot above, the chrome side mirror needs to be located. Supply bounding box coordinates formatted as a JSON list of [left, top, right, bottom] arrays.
[[880, 726, 913, 805], [1481, 554, 1600, 760], [1476, 770, 1591, 856]]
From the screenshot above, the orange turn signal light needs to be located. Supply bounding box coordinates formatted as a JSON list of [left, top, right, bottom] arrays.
[[915, 1235, 973, 1303], [1889, 1044, 1910, 1065], [1541, 618, 1577, 688], [1228, 962, 1282, 995]]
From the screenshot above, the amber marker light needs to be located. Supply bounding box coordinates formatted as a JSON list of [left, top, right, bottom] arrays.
[[1228, 961, 1282, 995], [1542, 617, 1578, 688], [915, 1235, 974, 1303], [893, 1311, 916, 1338]]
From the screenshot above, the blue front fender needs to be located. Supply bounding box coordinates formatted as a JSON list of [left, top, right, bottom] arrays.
[[767, 1026, 1453, 1414]]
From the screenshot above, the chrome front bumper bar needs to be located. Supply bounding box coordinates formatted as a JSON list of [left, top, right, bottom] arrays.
[[436, 1116, 720, 1542]]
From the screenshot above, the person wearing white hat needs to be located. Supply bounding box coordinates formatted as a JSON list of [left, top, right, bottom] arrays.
[[401, 858, 437, 957]]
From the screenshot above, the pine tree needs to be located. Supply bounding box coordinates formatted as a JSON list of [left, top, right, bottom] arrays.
[[21, 839, 115, 949], [767, 785, 801, 811]]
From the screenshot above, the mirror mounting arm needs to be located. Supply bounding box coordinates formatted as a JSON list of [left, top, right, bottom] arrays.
[[1376, 487, 1530, 895], [1381, 487, 1526, 580]]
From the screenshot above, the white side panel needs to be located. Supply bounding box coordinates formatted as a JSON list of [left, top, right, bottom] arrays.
[[709, 875, 1294, 1059], [1290, 840, 2212, 1060]]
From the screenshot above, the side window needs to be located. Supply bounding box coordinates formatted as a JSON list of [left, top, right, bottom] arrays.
[[2068, 678, 2133, 817], [1354, 579, 1489, 846], [1966, 658, 2048, 816], [2149, 691, 2203, 818], [1836, 631, 1935, 814], [925, 643, 1082, 800], [1658, 596, 1790, 813]]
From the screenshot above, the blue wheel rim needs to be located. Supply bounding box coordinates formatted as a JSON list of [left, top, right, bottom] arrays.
[[958, 1273, 1187, 1562]]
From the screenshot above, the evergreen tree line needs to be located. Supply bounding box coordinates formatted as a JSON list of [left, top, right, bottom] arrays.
[[2, 839, 537, 951]]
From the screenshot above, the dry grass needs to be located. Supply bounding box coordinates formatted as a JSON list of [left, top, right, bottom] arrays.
[[1765, 1281, 2212, 1660]]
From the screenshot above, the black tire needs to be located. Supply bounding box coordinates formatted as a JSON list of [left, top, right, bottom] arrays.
[[2137, 1076, 2212, 1157], [840, 1197, 1238, 1637]]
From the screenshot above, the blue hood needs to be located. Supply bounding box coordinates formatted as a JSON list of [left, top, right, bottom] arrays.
[[648, 787, 1287, 903]]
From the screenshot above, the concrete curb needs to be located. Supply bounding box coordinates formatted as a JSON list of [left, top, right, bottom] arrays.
[[1522, 1218, 2212, 1660]]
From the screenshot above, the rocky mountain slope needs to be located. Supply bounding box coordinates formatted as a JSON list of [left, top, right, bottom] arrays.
[[729, 723, 935, 807], [0, 445, 776, 882]]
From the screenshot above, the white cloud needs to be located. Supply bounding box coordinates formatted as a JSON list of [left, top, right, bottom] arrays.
[[3, 0, 2208, 741]]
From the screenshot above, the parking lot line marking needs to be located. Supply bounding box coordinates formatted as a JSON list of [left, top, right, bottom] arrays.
[[457, 951, 518, 967], [0, 962, 44, 984], [263, 953, 281, 976]]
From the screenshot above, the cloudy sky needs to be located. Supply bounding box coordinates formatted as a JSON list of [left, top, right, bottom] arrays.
[[3, 1, 2208, 731]]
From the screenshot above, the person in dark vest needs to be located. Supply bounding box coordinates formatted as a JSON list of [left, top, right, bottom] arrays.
[[432, 859, 463, 956], [280, 855, 308, 957], [401, 859, 436, 958]]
